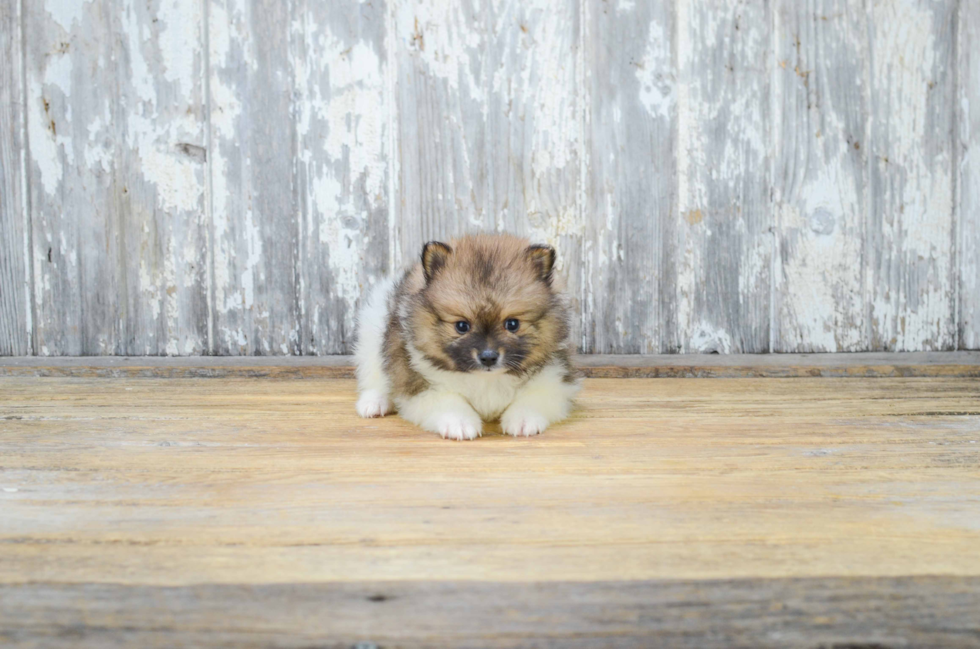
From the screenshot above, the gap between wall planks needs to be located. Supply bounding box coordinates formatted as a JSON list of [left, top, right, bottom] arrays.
[[2, 0, 978, 356]]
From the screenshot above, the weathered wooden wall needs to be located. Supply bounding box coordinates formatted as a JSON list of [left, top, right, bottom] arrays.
[[0, 0, 975, 355]]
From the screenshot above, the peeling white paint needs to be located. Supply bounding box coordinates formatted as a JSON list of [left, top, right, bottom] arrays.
[[869, 0, 955, 350], [13, 0, 975, 357], [675, 0, 700, 350], [636, 19, 673, 120], [487, 0, 581, 282], [776, 160, 865, 352], [688, 323, 734, 354], [83, 115, 112, 173], [398, 0, 485, 96], [208, 0, 251, 322], [46, 0, 93, 32], [22, 0, 213, 355], [145, 149, 202, 214], [321, 43, 386, 204], [240, 212, 261, 310], [139, 252, 162, 322], [127, 112, 204, 215], [157, 0, 200, 93], [290, 6, 389, 346], [120, 4, 156, 104], [674, 0, 771, 352], [163, 236, 180, 356], [30, 51, 74, 196]]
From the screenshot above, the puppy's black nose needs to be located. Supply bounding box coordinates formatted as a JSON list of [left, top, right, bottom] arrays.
[[478, 349, 499, 367]]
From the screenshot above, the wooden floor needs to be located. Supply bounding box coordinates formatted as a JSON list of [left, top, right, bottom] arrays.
[[1, 374, 979, 647]]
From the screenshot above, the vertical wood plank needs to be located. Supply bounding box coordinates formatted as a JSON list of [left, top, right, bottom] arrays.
[[292, 0, 389, 354], [26, 0, 210, 355], [772, 0, 870, 352], [0, 0, 31, 355], [209, 0, 388, 355], [486, 0, 583, 348], [583, 0, 675, 353], [392, 0, 490, 269], [120, 0, 211, 356], [867, 0, 956, 351], [673, 0, 772, 354], [208, 0, 301, 355], [959, 1, 980, 350], [24, 0, 98, 355]]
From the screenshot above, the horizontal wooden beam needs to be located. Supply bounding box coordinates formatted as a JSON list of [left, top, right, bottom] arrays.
[[0, 352, 978, 379], [1, 578, 977, 648]]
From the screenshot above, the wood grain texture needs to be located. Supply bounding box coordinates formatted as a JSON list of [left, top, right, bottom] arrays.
[[393, 0, 585, 343], [292, 0, 389, 354], [960, 1, 980, 350], [0, 375, 979, 645], [2, 578, 979, 648], [773, 0, 869, 352], [868, 0, 956, 351], [674, 0, 772, 353], [582, 0, 674, 353], [207, 0, 300, 355], [393, 0, 490, 268], [25, 0, 210, 356], [25, 0, 100, 355], [487, 0, 584, 347], [5, 0, 976, 356], [1, 376, 978, 585], [208, 0, 389, 355], [0, 0, 31, 355]]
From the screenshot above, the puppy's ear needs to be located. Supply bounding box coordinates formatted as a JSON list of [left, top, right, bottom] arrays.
[[421, 241, 452, 282], [527, 244, 556, 283]]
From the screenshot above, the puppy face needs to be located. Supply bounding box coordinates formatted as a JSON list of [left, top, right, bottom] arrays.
[[408, 235, 568, 376]]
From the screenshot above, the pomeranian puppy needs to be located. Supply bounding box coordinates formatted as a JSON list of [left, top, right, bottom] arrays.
[[354, 233, 580, 440]]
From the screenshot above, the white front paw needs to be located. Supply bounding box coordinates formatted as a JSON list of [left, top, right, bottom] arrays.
[[356, 390, 392, 418], [430, 410, 483, 441], [501, 407, 549, 437]]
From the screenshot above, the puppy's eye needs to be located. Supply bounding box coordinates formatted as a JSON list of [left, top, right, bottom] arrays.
[[504, 318, 520, 332], [455, 321, 470, 334]]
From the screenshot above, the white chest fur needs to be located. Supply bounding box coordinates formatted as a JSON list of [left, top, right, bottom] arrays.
[[407, 346, 526, 420]]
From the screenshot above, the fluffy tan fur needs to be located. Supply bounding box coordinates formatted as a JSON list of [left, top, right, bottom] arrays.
[[355, 233, 579, 440]]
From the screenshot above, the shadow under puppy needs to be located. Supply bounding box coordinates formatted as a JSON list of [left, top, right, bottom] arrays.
[[355, 234, 580, 440]]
